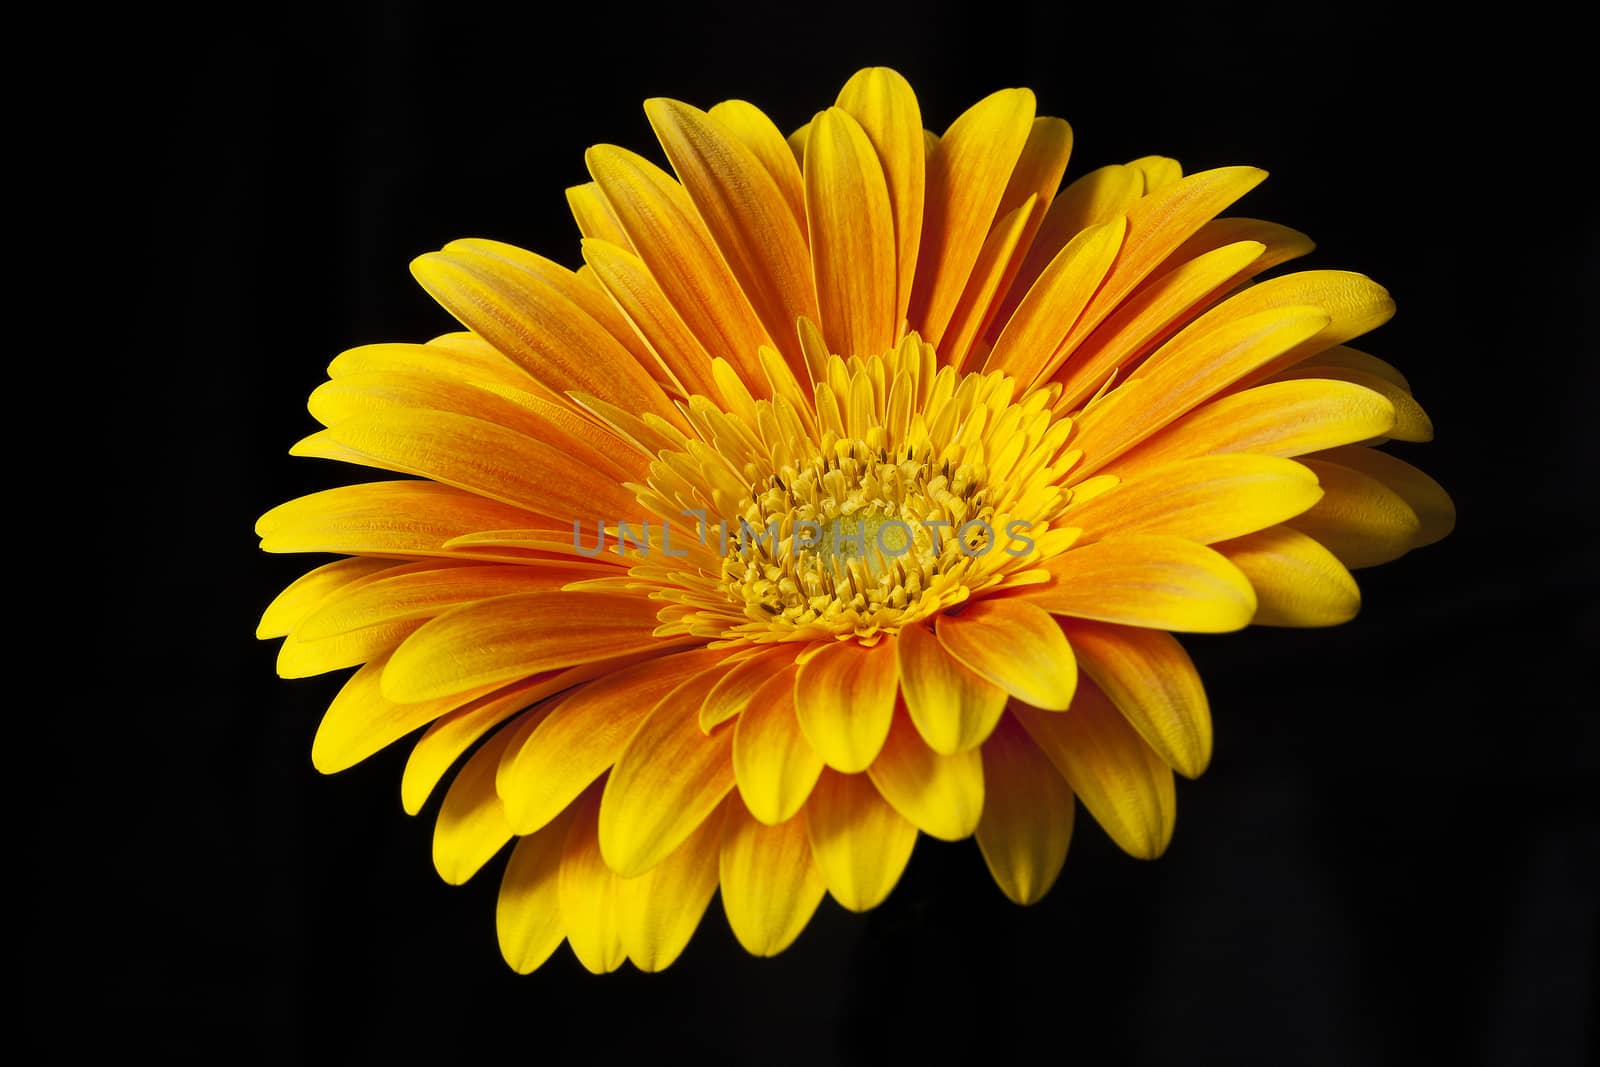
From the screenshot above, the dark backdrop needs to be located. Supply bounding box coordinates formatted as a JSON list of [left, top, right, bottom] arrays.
[[106, 2, 1594, 1062]]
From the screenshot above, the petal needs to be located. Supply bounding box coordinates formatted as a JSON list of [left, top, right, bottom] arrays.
[[985, 216, 1125, 386], [1288, 458, 1422, 568], [1272, 364, 1432, 442], [867, 705, 984, 841], [257, 557, 399, 639], [707, 98, 807, 231], [1057, 621, 1212, 778], [940, 193, 1042, 372], [496, 805, 576, 974], [834, 67, 925, 334], [404, 685, 555, 816], [432, 720, 520, 885], [805, 106, 897, 358], [908, 87, 1036, 348], [645, 98, 818, 372], [586, 144, 770, 385], [565, 181, 632, 248], [895, 620, 1007, 754], [498, 648, 731, 834], [793, 638, 899, 773], [1013, 680, 1176, 860], [383, 591, 672, 702], [1214, 527, 1362, 627], [617, 803, 726, 972], [295, 408, 646, 524], [1027, 534, 1257, 633], [312, 651, 501, 774], [804, 767, 918, 912], [935, 598, 1077, 711], [409, 244, 683, 428], [699, 644, 800, 731], [975, 714, 1075, 905], [719, 801, 827, 957], [1312, 445, 1454, 548], [1051, 238, 1268, 411], [1070, 306, 1333, 472], [732, 664, 822, 825], [599, 668, 739, 878], [1105, 379, 1397, 479], [256, 481, 540, 558], [559, 784, 626, 974], [1071, 454, 1324, 546], [1215, 270, 1397, 390], [580, 238, 721, 401]]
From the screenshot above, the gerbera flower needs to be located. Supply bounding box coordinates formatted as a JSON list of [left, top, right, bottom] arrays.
[[257, 66, 1453, 974]]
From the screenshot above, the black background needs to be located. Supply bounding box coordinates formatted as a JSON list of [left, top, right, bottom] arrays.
[[102, 1, 1595, 1062]]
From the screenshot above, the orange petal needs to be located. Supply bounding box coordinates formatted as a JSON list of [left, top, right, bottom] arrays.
[[1026, 534, 1257, 633], [895, 620, 1007, 754], [733, 665, 822, 824], [1286, 458, 1421, 569], [1214, 527, 1361, 627], [1070, 454, 1323, 546], [805, 106, 897, 358], [935, 598, 1076, 711], [1312, 445, 1454, 548], [256, 481, 540, 558]]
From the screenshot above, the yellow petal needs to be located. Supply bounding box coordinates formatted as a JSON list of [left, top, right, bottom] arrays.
[[559, 784, 626, 974], [805, 106, 897, 358], [616, 803, 726, 972], [975, 714, 1074, 905], [908, 87, 1036, 348], [599, 669, 738, 877], [1071, 454, 1323, 546], [993, 163, 1143, 330], [645, 98, 818, 372], [256, 481, 539, 558], [298, 405, 649, 525], [1127, 155, 1182, 192], [867, 706, 984, 841], [580, 238, 721, 401], [1057, 621, 1212, 778], [565, 181, 632, 249], [586, 144, 771, 386], [1273, 365, 1433, 442], [700, 644, 800, 732], [432, 720, 520, 885], [496, 805, 575, 974], [1051, 238, 1267, 411], [1027, 534, 1257, 633], [1071, 306, 1332, 472], [498, 648, 730, 834], [1298, 344, 1410, 391], [985, 216, 1124, 385], [1286, 458, 1422, 568], [935, 598, 1076, 711], [312, 651, 492, 774], [732, 664, 822, 825], [834, 66, 925, 334], [1313, 445, 1454, 548], [1209, 270, 1397, 390], [1167, 217, 1314, 278], [409, 244, 683, 428], [383, 591, 670, 702], [793, 638, 899, 773], [1012, 681, 1176, 859], [1214, 527, 1361, 627], [804, 767, 918, 912], [1106, 379, 1397, 480], [895, 620, 1007, 755], [1048, 166, 1268, 377], [404, 684, 558, 815], [719, 801, 827, 957], [940, 194, 1041, 372], [707, 99, 807, 231], [257, 557, 399, 639]]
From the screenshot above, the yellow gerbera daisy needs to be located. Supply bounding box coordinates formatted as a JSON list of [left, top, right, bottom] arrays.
[[256, 66, 1453, 974]]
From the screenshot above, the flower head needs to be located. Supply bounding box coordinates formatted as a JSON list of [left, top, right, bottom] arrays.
[[257, 67, 1452, 973]]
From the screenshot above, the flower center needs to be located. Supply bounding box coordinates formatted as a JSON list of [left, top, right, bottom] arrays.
[[720, 433, 998, 632]]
